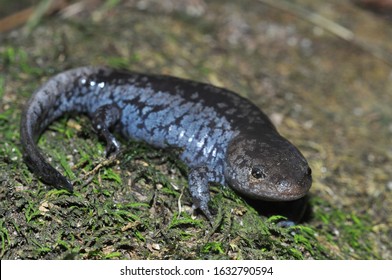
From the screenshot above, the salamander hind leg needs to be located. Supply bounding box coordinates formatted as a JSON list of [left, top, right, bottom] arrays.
[[91, 104, 122, 158], [188, 166, 214, 221]]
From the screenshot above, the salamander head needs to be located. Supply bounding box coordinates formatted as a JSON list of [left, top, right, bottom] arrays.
[[224, 133, 312, 201]]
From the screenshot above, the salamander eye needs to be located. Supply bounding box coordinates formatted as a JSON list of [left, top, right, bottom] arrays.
[[251, 167, 266, 179]]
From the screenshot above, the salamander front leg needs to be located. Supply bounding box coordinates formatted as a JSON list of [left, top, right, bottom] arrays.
[[188, 166, 213, 221], [91, 104, 121, 158]]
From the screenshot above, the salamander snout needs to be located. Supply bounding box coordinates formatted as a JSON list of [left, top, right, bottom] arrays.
[[273, 165, 312, 200]]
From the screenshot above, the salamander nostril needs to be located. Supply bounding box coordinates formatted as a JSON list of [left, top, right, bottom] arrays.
[[278, 179, 290, 192]]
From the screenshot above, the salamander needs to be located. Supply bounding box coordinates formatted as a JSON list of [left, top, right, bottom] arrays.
[[20, 66, 312, 220]]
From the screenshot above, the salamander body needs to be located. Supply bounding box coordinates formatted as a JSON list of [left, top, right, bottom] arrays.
[[20, 66, 312, 219]]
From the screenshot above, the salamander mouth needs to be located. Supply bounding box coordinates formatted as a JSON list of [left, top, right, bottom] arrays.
[[259, 190, 308, 201], [238, 179, 311, 202], [245, 189, 308, 201]]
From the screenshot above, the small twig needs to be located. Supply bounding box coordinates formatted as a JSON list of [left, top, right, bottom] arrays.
[[0, 7, 34, 33], [258, 0, 354, 40], [0, 0, 68, 33], [177, 187, 183, 219], [258, 0, 392, 66], [78, 155, 119, 188]]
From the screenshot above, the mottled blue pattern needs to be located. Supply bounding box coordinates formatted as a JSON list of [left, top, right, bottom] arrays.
[[117, 86, 236, 180], [20, 66, 312, 221]]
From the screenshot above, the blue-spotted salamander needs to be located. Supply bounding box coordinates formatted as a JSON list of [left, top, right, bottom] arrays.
[[20, 66, 312, 220]]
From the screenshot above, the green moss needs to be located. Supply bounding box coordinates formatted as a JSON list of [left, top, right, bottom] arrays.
[[311, 198, 379, 259], [0, 221, 11, 258], [202, 242, 225, 254]]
